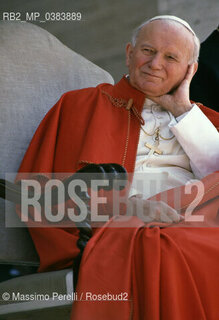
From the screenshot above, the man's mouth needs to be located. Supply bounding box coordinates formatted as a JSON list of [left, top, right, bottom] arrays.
[[142, 72, 161, 79]]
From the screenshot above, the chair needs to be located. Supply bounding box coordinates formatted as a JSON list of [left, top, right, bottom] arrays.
[[0, 21, 114, 319]]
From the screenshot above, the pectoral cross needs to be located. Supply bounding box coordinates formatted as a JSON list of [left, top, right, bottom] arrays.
[[145, 141, 163, 156], [144, 127, 163, 156]]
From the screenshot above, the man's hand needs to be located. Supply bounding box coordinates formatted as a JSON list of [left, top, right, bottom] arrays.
[[128, 196, 183, 223], [148, 63, 198, 117]]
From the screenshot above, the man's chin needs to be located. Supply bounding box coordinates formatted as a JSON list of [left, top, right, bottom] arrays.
[[129, 79, 167, 97], [137, 81, 164, 95], [138, 86, 166, 97]]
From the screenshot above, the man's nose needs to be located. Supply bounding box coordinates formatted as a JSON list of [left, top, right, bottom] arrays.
[[148, 53, 163, 70]]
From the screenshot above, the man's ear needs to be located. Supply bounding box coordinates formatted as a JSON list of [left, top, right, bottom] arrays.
[[192, 62, 198, 76], [126, 43, 133, 67]]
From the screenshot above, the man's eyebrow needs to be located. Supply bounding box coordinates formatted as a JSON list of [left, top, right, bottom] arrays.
[[140, 44, 154, 49]]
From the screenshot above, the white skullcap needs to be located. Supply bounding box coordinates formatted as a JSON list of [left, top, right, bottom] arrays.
[[148, 15, 196, 36]]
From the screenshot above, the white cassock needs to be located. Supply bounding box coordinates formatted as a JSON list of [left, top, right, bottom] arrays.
[[129, 98, 219, 199]]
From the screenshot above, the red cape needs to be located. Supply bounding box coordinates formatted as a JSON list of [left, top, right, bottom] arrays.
[[71, 172, 219, 320], [17, 77, 219, 319]]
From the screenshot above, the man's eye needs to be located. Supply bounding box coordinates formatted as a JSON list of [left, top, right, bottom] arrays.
[[167, 55, 176, 61], [143, 48, 153, 54]]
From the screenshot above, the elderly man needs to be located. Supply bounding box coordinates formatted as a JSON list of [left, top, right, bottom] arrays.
[[17, 16, 219, 320]]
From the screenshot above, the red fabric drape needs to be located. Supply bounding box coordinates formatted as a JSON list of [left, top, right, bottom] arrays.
[[71, 173, 219, 320]]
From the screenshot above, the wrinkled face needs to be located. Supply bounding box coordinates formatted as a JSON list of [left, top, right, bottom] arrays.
[[126, 20, 195, 96]]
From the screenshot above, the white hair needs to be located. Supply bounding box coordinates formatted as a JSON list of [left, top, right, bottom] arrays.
[[131, 15, 200, 63]]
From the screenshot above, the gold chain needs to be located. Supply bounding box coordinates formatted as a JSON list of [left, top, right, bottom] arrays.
[[141, 103, 175, 140], [141, 126, 175, 141], [159, 131, 175, 140], [140, 124, 157, 137]]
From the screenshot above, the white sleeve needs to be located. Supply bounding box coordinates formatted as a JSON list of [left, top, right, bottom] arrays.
[[168, 104, 219, 178]]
